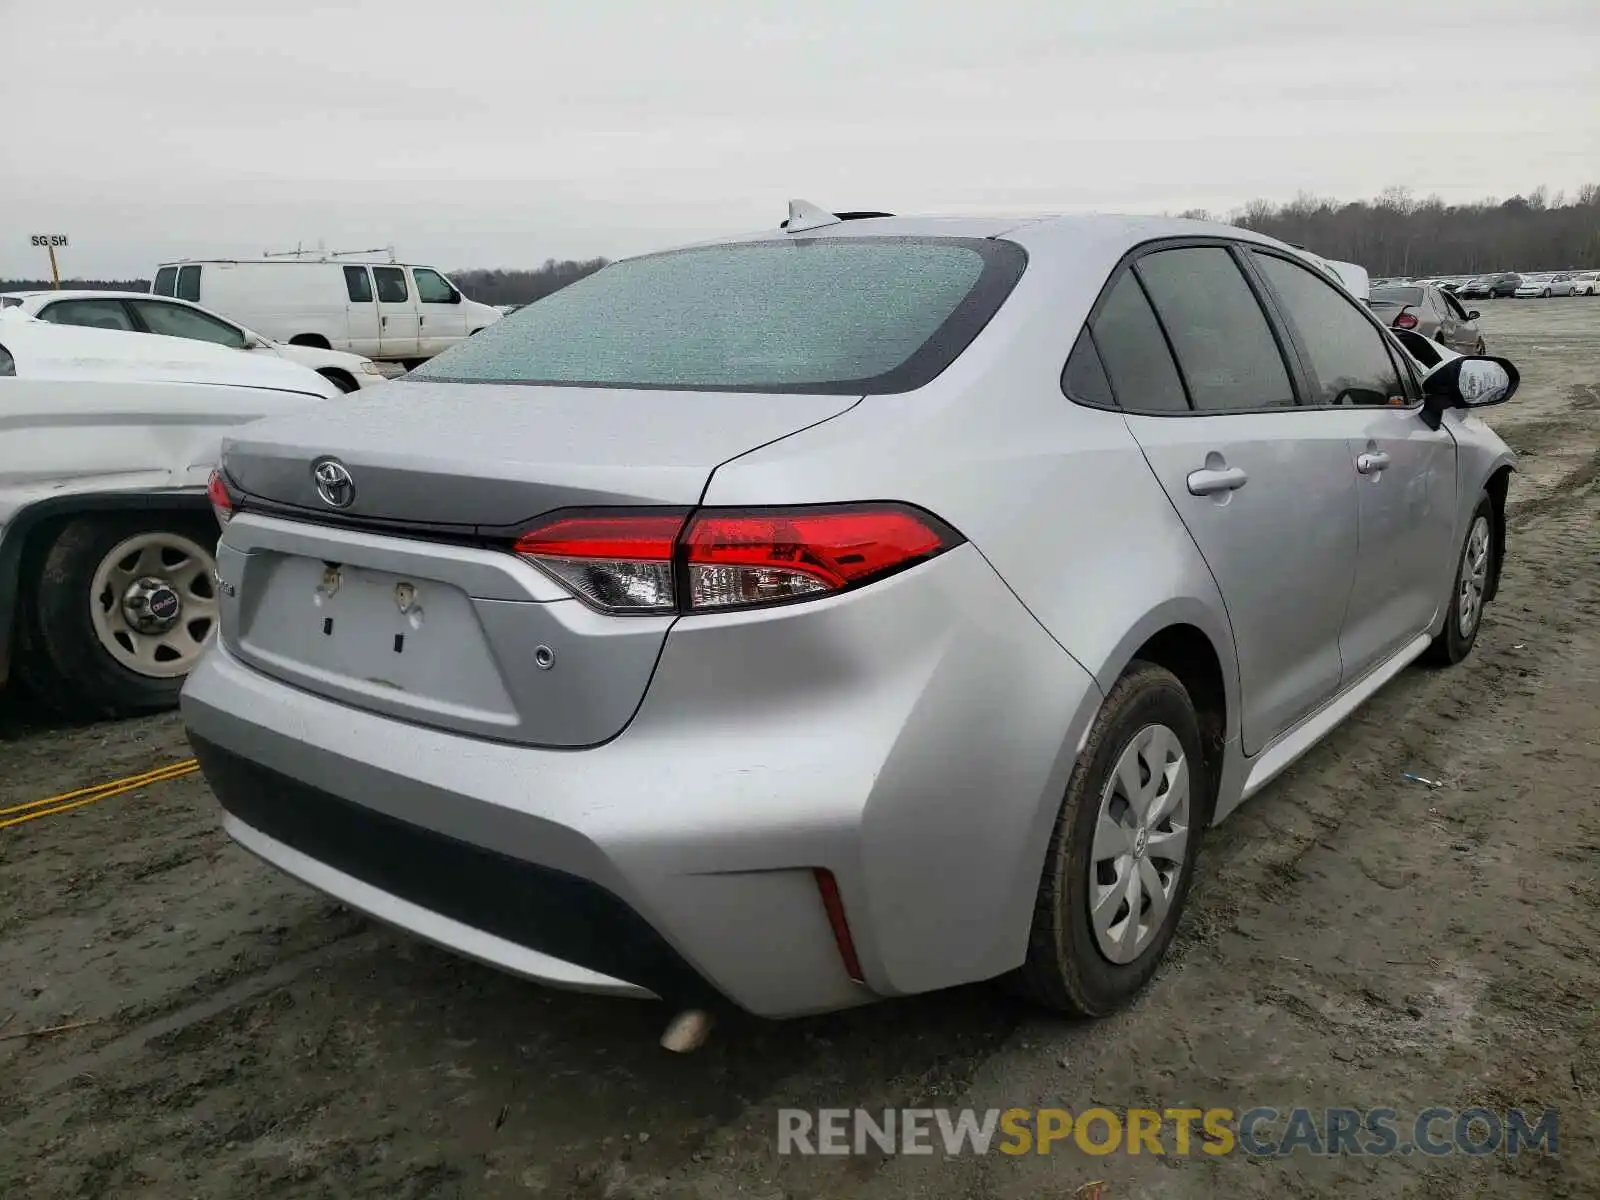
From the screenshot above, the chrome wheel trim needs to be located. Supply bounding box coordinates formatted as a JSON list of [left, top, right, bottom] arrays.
[[1088, 723, 1191, 965], [89, 532, 219, 679]]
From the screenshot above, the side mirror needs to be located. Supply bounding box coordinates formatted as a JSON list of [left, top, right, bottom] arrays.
[[1467, 310, 1481, 321], [1420, 354, 1519, 428]]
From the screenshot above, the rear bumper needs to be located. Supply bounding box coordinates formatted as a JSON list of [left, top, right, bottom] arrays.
[[182, 546, 1102, 1017], [200, 741, 678, 1001]]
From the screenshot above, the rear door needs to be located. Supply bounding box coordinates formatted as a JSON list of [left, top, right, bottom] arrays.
[[1099, 242, 1359, 753], [371, 265, 421, 359], [412, 267, 468, 356], [1247, 249, 1458, 684], [35, 298, 140, 332], [341, 266, 382, 357]]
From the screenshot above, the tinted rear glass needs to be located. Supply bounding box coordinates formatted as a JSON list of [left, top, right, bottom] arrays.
[[407, 237, 1026, 394], [1370, 286, 1424, 305]]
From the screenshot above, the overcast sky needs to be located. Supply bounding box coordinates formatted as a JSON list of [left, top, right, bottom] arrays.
[[3, 0, 1597, 278]]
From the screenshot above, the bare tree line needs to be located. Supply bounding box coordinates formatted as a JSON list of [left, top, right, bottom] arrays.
[[7, 189, 1599, 300], [1183, 184, 1600, 276]]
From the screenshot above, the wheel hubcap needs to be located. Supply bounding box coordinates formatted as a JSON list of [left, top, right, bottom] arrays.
[[1458, 516, 1491, 638], [1088, 723, 1191, 965], [121, 577, 184, 635], [90, 532, 219, 679]]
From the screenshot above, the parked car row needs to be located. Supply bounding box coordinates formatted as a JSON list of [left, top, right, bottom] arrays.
[[1374, 270, 1600, 299]]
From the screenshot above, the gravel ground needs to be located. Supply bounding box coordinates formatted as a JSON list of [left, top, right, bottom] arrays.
[[2, 297, 1597, 1200]]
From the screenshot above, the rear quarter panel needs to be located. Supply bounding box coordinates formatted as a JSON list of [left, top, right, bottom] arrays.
[[699, 230, 1242, 982], [0, 377, 326, 530]]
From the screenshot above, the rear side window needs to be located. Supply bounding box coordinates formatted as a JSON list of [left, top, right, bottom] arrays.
[[0, 343, 12, 376], [344, 266, 374, 303], [1370, 286, 1424, 306], [1089, 272, 1188, 414], [1251, 252, 1405, 408], [373, 267, 410, 304], [176, 265, 201, 302], [131, 300, 248, 348], [408, 238, 1027, 394], [153, 267, 178, 297], [1061, 328, 1114, 407], [1135, 247, 1295, 412], [38, 299, 138, 331]]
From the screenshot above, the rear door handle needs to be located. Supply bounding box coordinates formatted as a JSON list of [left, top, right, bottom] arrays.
[[1356, 450, 1392, 474], [1186, 466, 1248, 496]]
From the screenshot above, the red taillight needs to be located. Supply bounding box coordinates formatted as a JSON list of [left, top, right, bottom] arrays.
[[513, 504, 959, 615], [1394, 311, 1419, 330], [207, 468, 234, 527]]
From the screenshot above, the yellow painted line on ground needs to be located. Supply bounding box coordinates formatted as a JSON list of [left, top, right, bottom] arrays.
[[0, 759, 200, 830]]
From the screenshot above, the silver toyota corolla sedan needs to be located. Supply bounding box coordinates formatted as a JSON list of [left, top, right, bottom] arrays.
[[183, 207, 1519, 1024]]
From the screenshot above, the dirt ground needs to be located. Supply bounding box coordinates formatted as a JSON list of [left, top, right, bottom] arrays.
[[2, 298, 1597, 1200]]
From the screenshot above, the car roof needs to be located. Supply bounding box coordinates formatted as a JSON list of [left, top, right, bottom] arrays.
[[695, 210, 1294, 250], [155, 259, 421, 267], [0, 289, 158, 302]]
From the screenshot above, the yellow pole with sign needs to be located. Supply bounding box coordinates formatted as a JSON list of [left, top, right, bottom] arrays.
[[48, 244, 60, 288]]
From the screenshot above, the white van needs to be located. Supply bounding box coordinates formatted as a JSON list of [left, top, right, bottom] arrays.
[[150, 258, 504, 365]]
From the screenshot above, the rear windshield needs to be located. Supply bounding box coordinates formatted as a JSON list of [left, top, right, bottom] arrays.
[[406, 237, 1027, 394], [1370, 286, 1423, 305]]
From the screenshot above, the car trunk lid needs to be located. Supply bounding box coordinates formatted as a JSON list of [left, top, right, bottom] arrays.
[[215, 381, 860, 746]]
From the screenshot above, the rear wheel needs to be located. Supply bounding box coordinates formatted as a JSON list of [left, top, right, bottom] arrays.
[[1423, 494, 1495, 667], [15, 513, 220, 718], [1010, 661, 1206, 1016]]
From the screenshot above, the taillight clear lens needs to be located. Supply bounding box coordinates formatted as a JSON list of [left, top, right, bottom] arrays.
[[682, 508, 954, 610], [514, 513, 687, 613], [515, 505, 960, 615], [207, 469, 234, 528]]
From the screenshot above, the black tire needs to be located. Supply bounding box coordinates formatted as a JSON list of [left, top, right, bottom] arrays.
[[14, 512, 221, 720], [318, 368, 358, 393], [1009, 661, 1208, 1016], [288, 334, 332, 350], [1423, 494, 1496, 667]]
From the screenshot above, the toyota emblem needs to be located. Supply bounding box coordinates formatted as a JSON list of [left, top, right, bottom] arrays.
[[312, 457, 356, 509]]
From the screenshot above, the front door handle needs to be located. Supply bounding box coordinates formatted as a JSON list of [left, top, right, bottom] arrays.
[[1356, 450, 1392, 474], [1186, 466, 1248, 496]]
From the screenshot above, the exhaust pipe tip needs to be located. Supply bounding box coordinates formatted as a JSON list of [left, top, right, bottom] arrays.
[[660, 1008, 713, 1053]]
